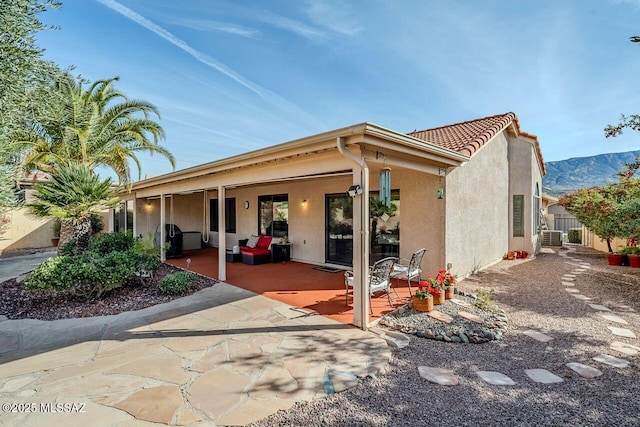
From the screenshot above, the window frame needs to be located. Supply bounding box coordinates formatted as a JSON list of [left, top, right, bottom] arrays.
[[513, 194, 525, 237], [210, 197, 237, 233]]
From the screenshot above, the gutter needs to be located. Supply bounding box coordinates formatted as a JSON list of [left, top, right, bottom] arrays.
[[337, 137, 369, 330]]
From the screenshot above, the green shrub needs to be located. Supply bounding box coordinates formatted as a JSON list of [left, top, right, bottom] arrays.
[[621, 246, 640, 255], [475, 288, 495, 310], [26, 256, 85, 292], [159, 271, 195, 295], [26, 248, 159, 298], [89, 231, 135, 255], [567, 228, 582, 244]]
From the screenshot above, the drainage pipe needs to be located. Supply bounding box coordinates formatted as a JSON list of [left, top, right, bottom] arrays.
[[337, 137, 370, 330]]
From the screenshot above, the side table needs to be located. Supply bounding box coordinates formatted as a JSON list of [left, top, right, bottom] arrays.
[[226, 250, 242, 263], [271, 243, 292, 263]]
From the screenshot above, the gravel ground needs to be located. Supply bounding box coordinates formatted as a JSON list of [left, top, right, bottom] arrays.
[[250, 245, 640, 427]]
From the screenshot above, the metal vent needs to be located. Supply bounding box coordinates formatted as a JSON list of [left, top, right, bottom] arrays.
[[542, 230, 562, 246]]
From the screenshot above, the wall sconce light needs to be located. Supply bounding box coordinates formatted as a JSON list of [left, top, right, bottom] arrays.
[[437, 189, 444, 199], [301, 199, 307, 207], [347, 185, 363, 198]]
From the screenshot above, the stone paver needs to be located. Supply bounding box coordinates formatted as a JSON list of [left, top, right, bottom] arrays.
[[571, 294, 592, 301], [524, 330, 554, 343], [114, 385, 183, 424], [562, 281, 575, 287], [593, 354, 630, 368], [607, 326, 637, 338], [457, 311, 484, 324], [476, 371, 516, 385], [450, 298, 473, 308], [600, 314, 629, 324], [418, 366, 458, 385], [563, 275, 576, 279], [566, 362, 603, 379], [428, 310, 454, 324], [588, 304, 612, 312], [610, 341, 640, 356], [564, 288, 580, 293], [525, 369, 564, 384], [0, 282, 390, 427]]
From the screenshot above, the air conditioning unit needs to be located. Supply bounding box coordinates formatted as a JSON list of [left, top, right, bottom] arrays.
[[542, 230, 562, 246]]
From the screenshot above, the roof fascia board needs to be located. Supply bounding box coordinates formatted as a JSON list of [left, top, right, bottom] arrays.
[[362, 123, 470, 163], [361, 135, 466, 167]]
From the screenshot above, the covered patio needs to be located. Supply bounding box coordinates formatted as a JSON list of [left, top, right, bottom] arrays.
[[166, 247, 414, 324]]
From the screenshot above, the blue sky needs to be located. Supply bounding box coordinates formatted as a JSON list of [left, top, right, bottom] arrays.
[[36, 0, 640, 179]]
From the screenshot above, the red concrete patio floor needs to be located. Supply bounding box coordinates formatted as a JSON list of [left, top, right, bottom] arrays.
[[166, 247, 412, 325]]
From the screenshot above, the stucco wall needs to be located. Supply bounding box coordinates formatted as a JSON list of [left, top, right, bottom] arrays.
[[135, 169, 445, 272], [0, 208, 55, 254], [445, 133, 510, 277], [508, 137, 543, 255]]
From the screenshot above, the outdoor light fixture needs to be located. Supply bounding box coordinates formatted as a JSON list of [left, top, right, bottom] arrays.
[[301, 199, 307, 207], [347, 185, 363, 198]]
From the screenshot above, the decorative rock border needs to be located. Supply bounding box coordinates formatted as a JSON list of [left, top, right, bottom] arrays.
[[379, 289, 508, 344]]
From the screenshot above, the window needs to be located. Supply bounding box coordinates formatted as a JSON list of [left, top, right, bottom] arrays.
[[370, 189, 400, 262], [114, 201, 133, 233], [258, 194, 288, 237], [210, 198, 236, 233], [513, 195, 524, 237], [533, 184, 541, 234]]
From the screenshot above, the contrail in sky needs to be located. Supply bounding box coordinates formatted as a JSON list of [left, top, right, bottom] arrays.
[[95, 0, 323, 129]]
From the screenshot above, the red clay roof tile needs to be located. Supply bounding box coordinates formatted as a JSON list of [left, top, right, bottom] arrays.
[[408, 112, 545, 175]]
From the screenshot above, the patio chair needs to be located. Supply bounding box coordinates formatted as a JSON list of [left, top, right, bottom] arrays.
[[344, 257, 399, 313], [390, 248, 426, 296]]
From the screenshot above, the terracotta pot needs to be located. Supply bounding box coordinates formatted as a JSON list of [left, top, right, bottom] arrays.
[[412, 296, 433, 312], [607, 253, 627, 266], [506, 252, 515, 260], [432, 291, 445, 305], [628, 255, 640, 268], [445, 286, 455, 299], [51, 238, 60, 247]]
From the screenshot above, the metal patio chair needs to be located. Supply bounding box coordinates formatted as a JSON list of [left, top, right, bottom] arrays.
[[390, 248, 426, 296], [344, 257, 399, 313]]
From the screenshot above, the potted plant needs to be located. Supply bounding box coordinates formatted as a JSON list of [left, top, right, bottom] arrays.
[[427, 278, 445, 305], [437, 269, 457, 299], [621, 244, 640, 268], [412, 281, 434, 312]]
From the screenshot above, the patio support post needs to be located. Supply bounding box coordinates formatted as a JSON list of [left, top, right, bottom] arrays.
[[218, 185, 227, 281], [160, 194, 166, 262], [337, 137, 370, 329]]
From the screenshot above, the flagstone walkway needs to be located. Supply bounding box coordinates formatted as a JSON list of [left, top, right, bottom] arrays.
[[417, 247, 638, 388], [0, 283, 390, 426]]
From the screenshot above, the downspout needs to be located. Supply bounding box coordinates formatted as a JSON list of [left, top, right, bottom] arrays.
[[337, 137, 369, 330]]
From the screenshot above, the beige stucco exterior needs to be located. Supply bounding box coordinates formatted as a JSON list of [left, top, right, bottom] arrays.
[[0, 207, 55, 253], [445, 132, 510, 277], [508, 136, 543, 255]]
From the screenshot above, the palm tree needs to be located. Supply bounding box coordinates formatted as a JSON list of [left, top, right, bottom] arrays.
[[28, 163, 120, 254], [11, 72, 175, 184]]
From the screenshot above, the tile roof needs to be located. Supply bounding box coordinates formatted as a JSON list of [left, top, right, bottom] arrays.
[[407, 112, 545, 175]]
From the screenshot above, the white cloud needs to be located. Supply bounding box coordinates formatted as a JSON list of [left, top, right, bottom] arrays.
[[94, 0, 323, 130], [258, 12, 327, 41], [171, 18, 259, 38], [305, 0, 361, 36]]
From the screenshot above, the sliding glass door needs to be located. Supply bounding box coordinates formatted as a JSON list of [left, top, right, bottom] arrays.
[[325, 194, 353, 265]]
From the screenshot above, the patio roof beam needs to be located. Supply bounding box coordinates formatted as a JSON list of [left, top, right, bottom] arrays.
[[361, 136, 467, 167], [361, 148, 450, 176]]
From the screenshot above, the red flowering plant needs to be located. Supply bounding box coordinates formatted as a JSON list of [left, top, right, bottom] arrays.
[[436, 269, 457, 288], [414, 280, 434, 300], [420, 270, 457, 297]]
